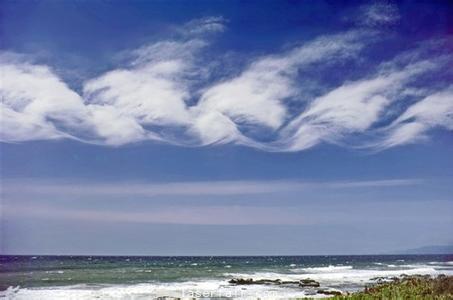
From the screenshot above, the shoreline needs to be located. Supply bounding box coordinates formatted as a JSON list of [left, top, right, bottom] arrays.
[[331, 275, 453, 299], [1, 255, 452, 299], [2, 274, 453, 299]]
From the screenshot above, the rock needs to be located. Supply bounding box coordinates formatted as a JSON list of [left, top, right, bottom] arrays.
[[299, 278, 320, 287], [255, 279, 281, 285], [390, 276, 400, 281], [229, 278, 253, 285], [281, 280, 300, 284], [229, 277, 321, 287], [229, 278, 282, 285], [371, 276, 395, 283], [317, 288, 343, 296], [370, 276, 386, 281]]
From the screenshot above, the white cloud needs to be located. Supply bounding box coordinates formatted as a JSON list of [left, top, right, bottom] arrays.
[[189, 110, 243, 145], [379, 87, 453, 148], [278, 60, 438, 151], [84, 40, 203, 127], [1, 203, 329, 225], [5, 181, 445, 226], [0, 60, 151, 145], [87, 105, 148, 145], [359, 3, 400, 26], [1, 17, 451, 151], [195, 32, 364, 134], [181, 16, 226, 36], [1, 178, 422, 197], [0, 61, 86, 142]]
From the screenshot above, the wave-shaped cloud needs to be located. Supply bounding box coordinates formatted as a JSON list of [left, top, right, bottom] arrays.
[[1, 12, 452, 151]]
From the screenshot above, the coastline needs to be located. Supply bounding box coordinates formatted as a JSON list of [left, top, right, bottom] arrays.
[[331, 275, 453, 299], [3, 275, 453, 299], [1, 255, 452, 299]]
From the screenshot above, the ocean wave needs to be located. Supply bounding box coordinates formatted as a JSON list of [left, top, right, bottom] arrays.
[[3, 266, 453, 300], [225, 267, 453, 287], [44, 270, 65, 274], [0, 281, 328, 300], [292, 265, 353, 273]]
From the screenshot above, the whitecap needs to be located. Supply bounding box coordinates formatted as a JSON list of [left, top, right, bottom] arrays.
[[226, 266, 453, 287], [45, 270, 65, 274], [297, 265, 353, 273], [3, 281, 328, 300]]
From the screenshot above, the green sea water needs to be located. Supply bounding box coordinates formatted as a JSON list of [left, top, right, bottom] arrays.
[[1, 255, 452, 299]]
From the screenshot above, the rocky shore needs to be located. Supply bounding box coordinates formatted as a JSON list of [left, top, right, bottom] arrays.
[[228, 277, 342, 296], [332, 274, 453, 299], [227, 275, 453, 299]]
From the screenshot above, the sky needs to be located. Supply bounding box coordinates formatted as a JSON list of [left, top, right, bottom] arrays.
[[0, 0, 452, 255]]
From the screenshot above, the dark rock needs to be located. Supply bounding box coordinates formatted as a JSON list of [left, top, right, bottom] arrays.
[[229, 277, 321, 287], [299, 278, 320, 287], [255, 279, 281, 285], [371, 276, 397, 283], [281, 280, 300, 284], [229, 278, 282, 285], [370, 276, 386, 281], [390, 276, 400, 281], [228, 278, 253, 285], [317, 289, 343, 296]]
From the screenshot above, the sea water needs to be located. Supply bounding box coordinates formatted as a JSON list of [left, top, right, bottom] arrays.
[[1, 255, 452, 299]]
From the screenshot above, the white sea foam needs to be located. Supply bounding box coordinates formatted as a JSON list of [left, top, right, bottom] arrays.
[[293, 265, 353, 273], [3, 262, 453, 299], [226, 266, 453, 288], [0, 281, 329, 300], [45, 270, 65, 274]]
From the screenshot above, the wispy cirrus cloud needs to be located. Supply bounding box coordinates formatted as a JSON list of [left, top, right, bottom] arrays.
[[1, 178, 423, 198], [1, 8, 452, 151], [193, 31, 366, 147], [359, 2, 400, 27], [4, 194, 450, 226], [276, 59, 442, 151], [378, 88, 453, 149], [180, 16, 227, 36], [2, 177, 449, 227], [83, 40, 203, 132]]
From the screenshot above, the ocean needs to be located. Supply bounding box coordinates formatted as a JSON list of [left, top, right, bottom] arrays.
[[1, 255, 452, 299]]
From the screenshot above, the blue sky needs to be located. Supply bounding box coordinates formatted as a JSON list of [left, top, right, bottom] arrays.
[[1, 0, 452, 255]]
